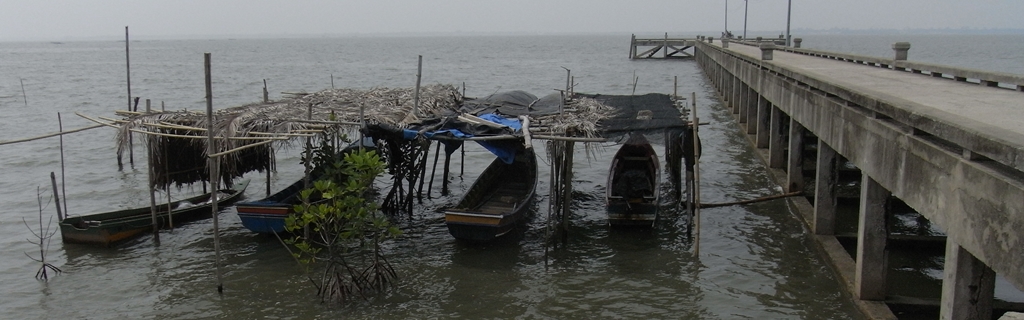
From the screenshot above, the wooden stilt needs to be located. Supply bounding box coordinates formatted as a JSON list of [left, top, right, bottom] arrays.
[[146, 99, 160, 244], [57, 113, 68, 216], [262, 79, 269, 103], [561, 141, 574, 243], [691, 92, 702, 255], [426, 142, 440, 199], [205, 53, 224, 294], [50, 172, 63, 221], [442, 150, 452, 196]]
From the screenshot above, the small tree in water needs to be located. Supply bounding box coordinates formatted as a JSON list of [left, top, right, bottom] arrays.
[[285, 146, 401, 303]]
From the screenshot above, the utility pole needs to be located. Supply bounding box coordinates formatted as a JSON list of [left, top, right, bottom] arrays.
[[725, 0, 728, 36]]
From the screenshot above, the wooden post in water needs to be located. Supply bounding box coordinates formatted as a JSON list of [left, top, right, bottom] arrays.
[[262, 79, 269, 103], [460, 83, 466, 178], [58, 113, 68, 216], [204, 53, 224, 294], [146, 99, 160, 243], [426, 142, 440, 199], [50, 172, 63, 221], [560, 141, 574, 243], [442, 150, 452, 196], [119, 26, 131, 170], [691, 92, 702, 255], [412, 55, 422, 116]]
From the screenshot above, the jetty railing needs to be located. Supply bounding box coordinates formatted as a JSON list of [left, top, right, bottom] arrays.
[[721, 37, 1024, 91]]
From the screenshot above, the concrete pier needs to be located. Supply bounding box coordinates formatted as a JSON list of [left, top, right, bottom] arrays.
[[688, 37, 1024, 318]]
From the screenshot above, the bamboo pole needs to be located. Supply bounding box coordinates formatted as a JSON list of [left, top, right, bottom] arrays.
[[691, 92, 701, 256], [561, 141, 574, 243], [147, 99, 160, 244], [205, 52, 224, 294], [442, 151, 451, 196], [412, 55, 422, 116], [426, 142, 440, 199], [520, 116, 533, 149], [263, 79, 269, 103], [0, 124, 104, 146], [50, 172, 63, 221], [20, 78, 27, 106], [460, 82, 465, 178], [57, 114, 69, 218], [531, 135, 606, 142], [120, 26, 130, 170]]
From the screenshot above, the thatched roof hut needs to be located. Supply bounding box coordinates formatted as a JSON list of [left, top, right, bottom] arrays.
[[91, 84, 629, 190]]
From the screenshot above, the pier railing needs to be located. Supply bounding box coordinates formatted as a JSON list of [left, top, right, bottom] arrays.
[[719, 37, 1024, 91]]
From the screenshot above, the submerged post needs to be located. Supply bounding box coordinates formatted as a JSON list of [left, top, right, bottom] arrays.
[[204, 52, 224, 294]]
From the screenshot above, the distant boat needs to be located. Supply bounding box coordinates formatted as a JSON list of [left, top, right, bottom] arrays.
[[59, 179, 250, 246], [606, 134, 660, 227], [236, 138, 374, 234], [445, 147, 537, 241]]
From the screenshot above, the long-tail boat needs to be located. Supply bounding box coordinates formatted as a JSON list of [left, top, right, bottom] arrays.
[[59, 179, 250, 246], [445, 148, 537, 241], [606, 133, 661, 226]]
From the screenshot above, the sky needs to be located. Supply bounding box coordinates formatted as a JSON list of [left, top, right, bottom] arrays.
[[1, 0, 1023, 41]]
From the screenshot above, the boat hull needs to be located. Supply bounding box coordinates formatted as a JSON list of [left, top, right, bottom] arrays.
[[59, 179, 250, 246], [606, 134, 661, 227], [445, 148, 537, 241], [236, 204, 290, 234]]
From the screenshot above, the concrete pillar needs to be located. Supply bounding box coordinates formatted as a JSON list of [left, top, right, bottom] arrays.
[[940, 242, 996, 320], [755, 97, 770, 148], [768, 106, 786, 168], [732, 75, 742, 114], [722, 38, 730, 48], [760, 43, 775, 61], [746, 87, 758, 134], [855, 175, 890, 301], [793, 38, 803, 48], [739, 82, 750, 124], [813, 142, 838, 235], [787, 119, 805, 192], [893, 42, 911, 61], [708, 37, 714, 43], [756, 36, 762, 43]]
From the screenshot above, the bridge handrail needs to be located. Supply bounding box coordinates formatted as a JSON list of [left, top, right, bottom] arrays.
[[725, 39, 1024, 91]]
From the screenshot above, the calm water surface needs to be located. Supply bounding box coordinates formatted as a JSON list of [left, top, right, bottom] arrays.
[[2, 33, 1020, 319]]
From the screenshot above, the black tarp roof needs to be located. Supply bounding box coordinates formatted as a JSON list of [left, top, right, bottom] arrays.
[[581, 93, 689, 134]]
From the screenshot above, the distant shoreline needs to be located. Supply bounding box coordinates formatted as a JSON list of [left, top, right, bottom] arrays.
[[2, 28, 1022, 43]]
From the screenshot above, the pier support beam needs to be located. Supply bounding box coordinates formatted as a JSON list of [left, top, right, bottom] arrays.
[[732, 75, 742, 115], [746, 88, 758, 134], [755, 97, 770, 148], [855, 175, 890, 301], [787, 119, 805, 192], [768, 105, 786, 168], [739, 83, 750, 124], [813, 142, 838, 235], [940, 242, 996, 320]]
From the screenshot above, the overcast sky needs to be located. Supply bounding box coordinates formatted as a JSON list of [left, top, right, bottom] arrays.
[[2, 0, 1022, 41]]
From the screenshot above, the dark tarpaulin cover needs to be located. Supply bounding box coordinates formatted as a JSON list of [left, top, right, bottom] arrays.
[[460, 90, 564, 116], [579, 93, 688, 134]]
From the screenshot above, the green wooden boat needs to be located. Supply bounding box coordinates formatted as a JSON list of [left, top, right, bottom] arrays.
[[59, 179, 249, 246]]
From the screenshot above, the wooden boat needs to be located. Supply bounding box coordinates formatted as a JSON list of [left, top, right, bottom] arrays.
[[445, 148, 537, 241], [59, 179, 250, 246], [236, 138, 375, 234], [606, 134, 661, 226]]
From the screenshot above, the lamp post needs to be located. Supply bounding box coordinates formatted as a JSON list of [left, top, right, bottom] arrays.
[[786, 0, 792, 46], [743, 0, 748, 39]]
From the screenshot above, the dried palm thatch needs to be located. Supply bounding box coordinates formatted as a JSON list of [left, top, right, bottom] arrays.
[[111, 84, 463, 189], [106, 83, 621, 193]]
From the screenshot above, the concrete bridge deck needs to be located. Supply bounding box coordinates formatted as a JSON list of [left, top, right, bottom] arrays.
[[689, 38, 1024, 319]]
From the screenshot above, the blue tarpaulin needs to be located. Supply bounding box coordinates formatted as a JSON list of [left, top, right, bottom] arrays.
[[401, 113, 522, 163]]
